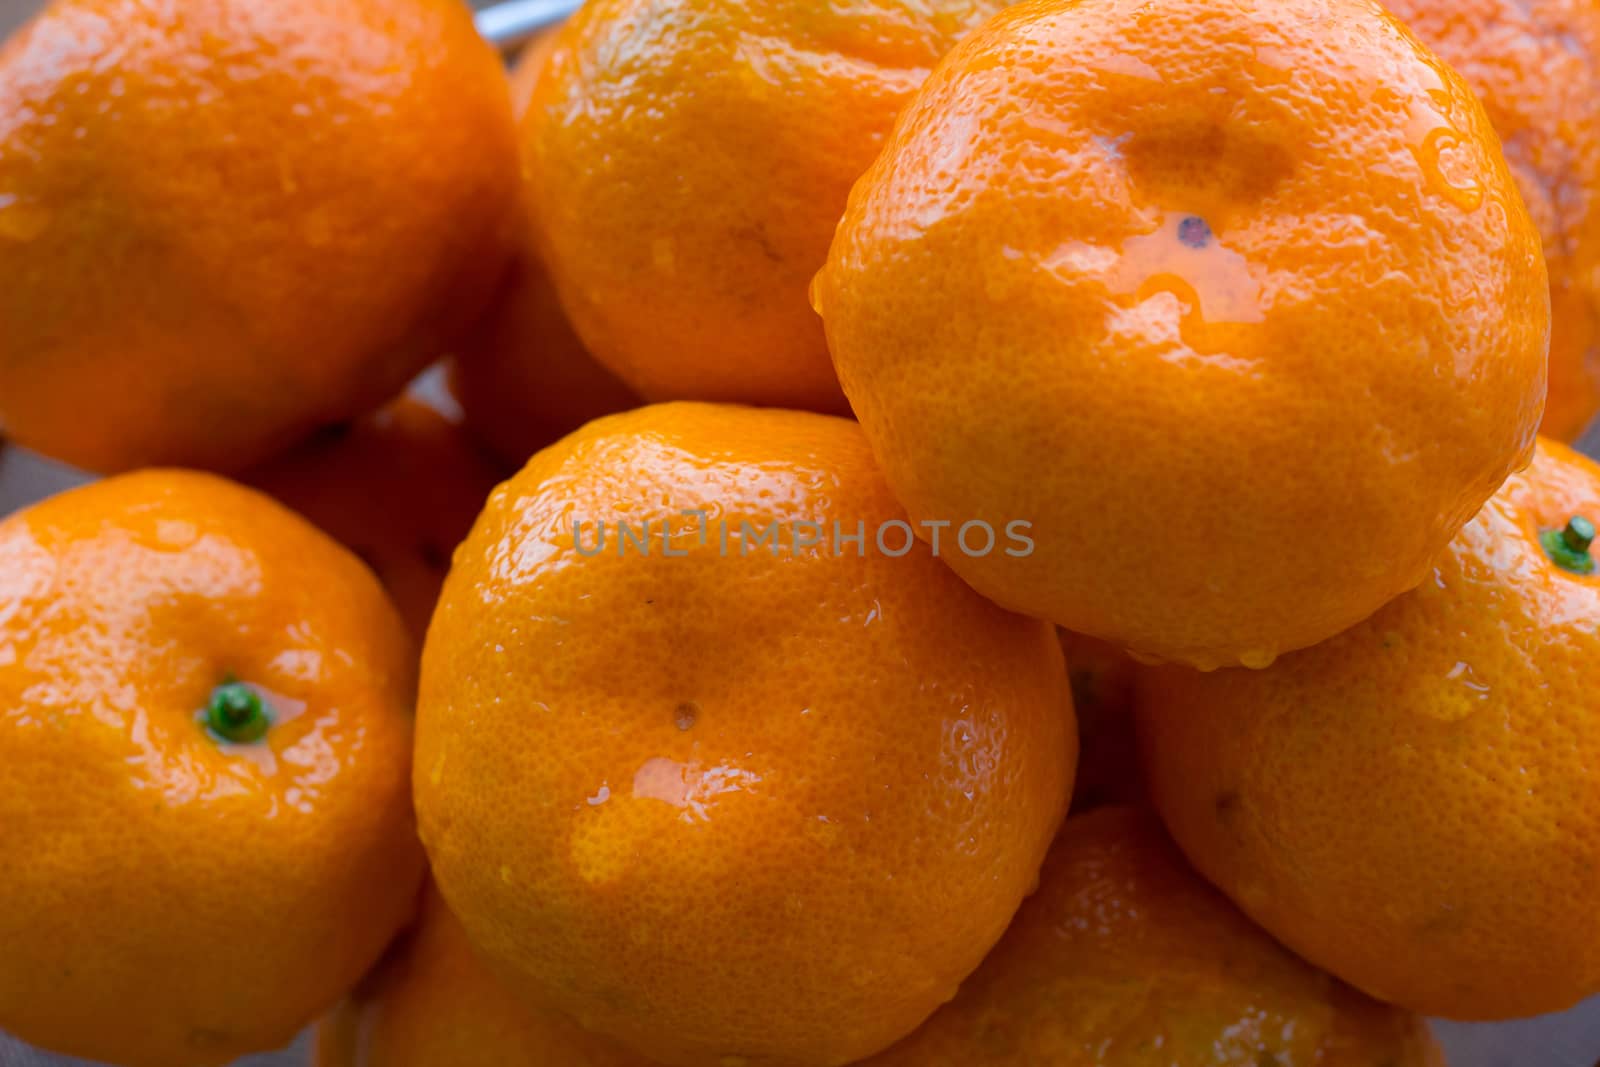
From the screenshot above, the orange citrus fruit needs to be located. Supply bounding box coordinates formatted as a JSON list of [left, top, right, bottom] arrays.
[[316, 884, 651, 1067], [1384, 0, 1600, 441], [523, 0, 1015, 412], [1059, 631, 1142, 811], [0, 471, 422, 1066], [244, 396, 503, 642], [865, 807, 1444, 1066], [1138, 437, 1600, 1019], [449, 34, 639, 468], [814, 0, 1550, 669], [415, 402, 1075, 1067], [0, 0, 519, 473]]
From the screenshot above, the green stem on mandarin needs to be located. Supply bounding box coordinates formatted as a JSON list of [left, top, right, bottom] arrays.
[[205, 681, 272, 744], [1541, 516, 1597, 576]]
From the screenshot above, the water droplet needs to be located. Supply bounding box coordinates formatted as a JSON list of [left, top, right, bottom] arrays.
[[586, 783, 611, 807]]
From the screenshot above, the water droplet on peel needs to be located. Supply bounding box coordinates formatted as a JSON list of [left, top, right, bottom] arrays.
[[586, 783, 611, 807], [1238, 648, 1276, 669]]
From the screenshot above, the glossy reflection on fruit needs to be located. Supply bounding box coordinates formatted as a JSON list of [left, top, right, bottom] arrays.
[[244, 396, 503, 642], [0, 0, 519, 472], [865, 808, 1444, 1067], [1138, 438, 1600, 1019], [523, 0, 1014, 412], [1384, 0, 1600, 441], [815, 0, 1549, 669], [0, 471, 422, 1067], [316, 886, 650, 1067], [415, 403, 1075, 1067]]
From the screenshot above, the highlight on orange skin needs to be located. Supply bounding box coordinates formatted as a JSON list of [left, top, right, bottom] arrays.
[[0, 470, 422, 1067], [815, 0, 1549, 670], [415, 402, 1076, 1067], [1383, 0, 1600, 441], [1138, 438, 1600, 1020], [243, 395, 503, 643]]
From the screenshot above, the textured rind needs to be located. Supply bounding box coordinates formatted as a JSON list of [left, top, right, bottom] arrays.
[[865, 807, 1444, 1066], [523, 0, 1013, 412], [0, 0, 519, 472], [1386, 0, 1600, 441], [0, 470, 423, 1067], [415, 402, 1075, 1067], [816, 0, 1550, 669], [1138, 438, 1600, 1019]]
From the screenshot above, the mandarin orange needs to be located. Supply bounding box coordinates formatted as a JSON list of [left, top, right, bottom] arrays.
[[449, 34, 639, 467], [1385, 0, 1600, 441], [523, 0, 1016, 412], [0, 471, 422, 1066], [415, 403, 1074, 1067], [244, 396, 503, 642], [1139, 438, 1600, 1019], [814, 0, 1549, 668], [316, 885, 650, 1067], [866, 807, 1444, 1066], [0, 0, 519, 472]]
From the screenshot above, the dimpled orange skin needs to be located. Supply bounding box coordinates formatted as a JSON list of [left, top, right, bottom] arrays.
[[449, 37, 641, 468], [415, 403, 1075, 1067], [0, 471, 423, 1067], [316, 886, 653, 1067], [244, 397, 503, 642], [0, 0, 519, 473], [814, 0, 1549, 669], [1059, 631, 1143, 811], [1137, 437, 1600, 1020], [523, 0, 1014, 413], [1384, 0, 1600, 441], [864, 808, 1444, 1067]]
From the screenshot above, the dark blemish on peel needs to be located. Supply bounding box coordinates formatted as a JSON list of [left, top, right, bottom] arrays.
[[1178, 215, 1212, 249], [674, 701, 699, 731]]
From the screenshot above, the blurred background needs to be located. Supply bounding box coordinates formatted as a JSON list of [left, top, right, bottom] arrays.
[[0, 0, 1594, 1064]]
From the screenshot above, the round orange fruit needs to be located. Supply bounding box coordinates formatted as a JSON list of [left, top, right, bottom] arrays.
[[415, 402, 1075, 1067], [1138, 437, 1600, 1019], [814, 0, 1550, 669], [865, 807, 1444, 1066], [317, 885, 649, 1067], [244, 396, 503, 642], [0, 471, 422, 1066], [523, 0, 1015, 412], [1384, 0, 1600, 441], [450, 34, 639, 468], [0, 0, 519, 473]]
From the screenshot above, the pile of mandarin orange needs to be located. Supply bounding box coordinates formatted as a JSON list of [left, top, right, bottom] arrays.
[[0, 0, 1595, 1064]]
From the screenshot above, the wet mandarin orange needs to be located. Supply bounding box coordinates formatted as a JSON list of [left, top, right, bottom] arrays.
[[316, 885, 650, 1067], [1385, 0, 1600, 441], [244, 396, 503, 643], [865, 808, 1444, 1066], [1138, 438, 1600, 1019], [1059, 631, 1142, 811], [523, 0, 1015, 412], [449, 34, 639, 468], [415, 403, 1074, 1067], [0, 471, 422, 1066], [815, 0, 1549, 669], [0, 0, 519, 473]]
